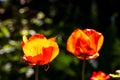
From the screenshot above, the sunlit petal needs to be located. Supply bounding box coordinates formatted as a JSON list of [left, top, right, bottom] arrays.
[[66, 28, 104, 60], [67, 29, 89, 55], [90, 71, 110, 80], [23, 35, 28, 44], [21, 34, 59, 66], [97, 35, 104, 51]]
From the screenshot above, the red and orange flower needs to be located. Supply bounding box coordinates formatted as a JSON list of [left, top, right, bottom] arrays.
[[90, 71, 110, 80], [21, 34, 59, 66], [66, 29, 104, 60]]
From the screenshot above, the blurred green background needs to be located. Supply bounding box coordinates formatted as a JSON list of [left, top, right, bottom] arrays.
[[0, 0, 120, 80]]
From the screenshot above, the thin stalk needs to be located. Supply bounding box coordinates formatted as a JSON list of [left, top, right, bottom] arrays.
[[35, 65, 39, 80], [82, 55, 86, 80]]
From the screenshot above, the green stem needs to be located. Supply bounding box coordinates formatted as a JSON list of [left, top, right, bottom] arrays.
[[35, 65, 39, 80], [82, 55, 86, 80]]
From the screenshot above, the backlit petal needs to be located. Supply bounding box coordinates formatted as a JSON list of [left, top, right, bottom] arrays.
[[49, 37, 56, 41], [23, 39, 46, 57], [29, 34, 45, 41], [66, 28, 104, 60], [23, 35, 28, 44], [97, 35, 104, 51], [22, 34, 59, 66], [48, 39, 59, 61], [83, 29, 104, 52], [67, 29, 89, 55], [90, 71, 110, 80], [77, 53, 99, 60], [42, 47, 53, 64]]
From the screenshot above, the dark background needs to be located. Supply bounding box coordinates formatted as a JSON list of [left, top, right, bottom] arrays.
[[0, 0, 120, 80]]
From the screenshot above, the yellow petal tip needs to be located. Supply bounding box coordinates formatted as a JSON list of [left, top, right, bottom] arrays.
[[23, 35, 28, 44]]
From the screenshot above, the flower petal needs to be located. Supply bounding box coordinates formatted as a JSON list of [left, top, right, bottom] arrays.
[[49, 40, 59, 62], [23, 35, 28, 44], [41, 47, 53, 64], [49, 37, 56, 41], [67, 29, 89, 55], [23, 39, 44, 57], [66, 28, 104, 60], [83, 29, 104, 52], [97, 35, 104, 51], [29, 34, 45, 41], [77, 52, 99, 60], [23, 45, 58, 65], [90, 71, 110, 80], [22, 34, 59, 66]]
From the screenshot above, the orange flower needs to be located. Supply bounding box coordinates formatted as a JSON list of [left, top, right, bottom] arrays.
[[90, 71, 110, 80], [21, 34, 59, 66], [66, 29, 104, 60]]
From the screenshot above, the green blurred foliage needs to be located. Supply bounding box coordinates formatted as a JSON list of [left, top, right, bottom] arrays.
[[0, 0, 120, 80]]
